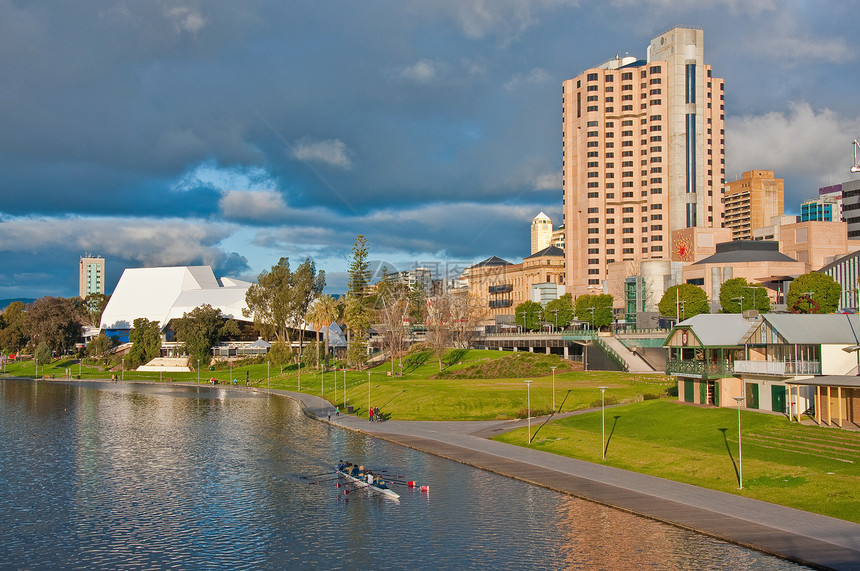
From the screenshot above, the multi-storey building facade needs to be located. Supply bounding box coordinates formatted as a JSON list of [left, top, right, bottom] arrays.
[[841, 179, 860, 239], [723, 170, 784, 239], [79, 255, 105, 298], [467, 247, 565, 320], [801, 184, 842, 222], [562, 27, 725, 297]]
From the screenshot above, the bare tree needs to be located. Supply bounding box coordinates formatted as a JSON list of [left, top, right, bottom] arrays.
[[448, 291, 487, 348], [425, 295, 453, 371]]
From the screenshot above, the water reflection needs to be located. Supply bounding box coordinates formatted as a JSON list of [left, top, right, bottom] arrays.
[[0, 380, 804, 570]]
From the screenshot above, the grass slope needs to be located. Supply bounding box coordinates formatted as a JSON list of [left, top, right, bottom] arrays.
[[494, 399, 860, 523]]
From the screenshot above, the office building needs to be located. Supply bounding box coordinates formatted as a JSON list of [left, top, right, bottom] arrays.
[[79, 255, 105, 298], [800, 184, 842, 222], [841, 179, 860, 238], [723, 170, 784, 239], [562, 27, 725, 297]]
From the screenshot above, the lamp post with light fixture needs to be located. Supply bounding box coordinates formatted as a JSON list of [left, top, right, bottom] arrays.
[[598, 386, 608, 459], [733, 396, 745, 489], [524, 380, 533, 444]]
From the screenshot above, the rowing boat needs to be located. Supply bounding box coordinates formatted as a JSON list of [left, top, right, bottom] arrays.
[[337, 468, 400, 500]]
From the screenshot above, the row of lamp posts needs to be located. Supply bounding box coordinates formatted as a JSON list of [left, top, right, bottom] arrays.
[[522, 381, 747, 489]]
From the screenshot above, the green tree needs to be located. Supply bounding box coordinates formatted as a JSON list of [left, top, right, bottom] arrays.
[[244, 257, 325, 365], [173, 304, 240, 368], [543, 294, 574, 329], [34, 341, 52, 366], [574, 294, 614, 329], [347, 235, 371, 297], [80, 293, 110, 327], [86, 333, 117, 359], [514, 300, 544, 331], [719, 278, 771, 313], [25, 297, 82, 355], [306, 294, 340, 370], [344, 235, 373, 369], [787, 272, 841, 314], [267, 341, 293, 374], [127, 318, 161, 368], [659, 284, 711, 321], [0, 301, 28, 352]]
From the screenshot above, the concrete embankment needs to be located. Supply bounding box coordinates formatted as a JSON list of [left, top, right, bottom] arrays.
[[286, 390, 860, 571]]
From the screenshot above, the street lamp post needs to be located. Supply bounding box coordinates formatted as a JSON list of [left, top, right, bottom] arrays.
[[733, 296, 745, 313], [587, 306, 596, 330], [267, 359, 270, 388], [197, 359, 200, 384], [78, 359, 81, 378], [122, 356, 125, 381], [550, 366, 557, 412], [321, 367, 325, 397], [343, 367, 347, 408], [524, 380, 533, 444], [733, 396, 745, 489], [367, 371, 371, 419], [598, 386, 608, 460]]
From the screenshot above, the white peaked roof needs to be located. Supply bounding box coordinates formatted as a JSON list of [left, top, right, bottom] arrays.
[[533, 211, 551, 221], [100, 266, 253, 330]]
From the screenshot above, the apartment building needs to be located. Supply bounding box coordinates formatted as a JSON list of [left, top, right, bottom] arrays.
[[562, 27, 725, 297]]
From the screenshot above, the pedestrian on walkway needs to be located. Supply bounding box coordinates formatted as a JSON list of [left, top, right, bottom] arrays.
[[335, 406, 339, 416], [369, 407, 374, 422], [328, 410, 332, 422]]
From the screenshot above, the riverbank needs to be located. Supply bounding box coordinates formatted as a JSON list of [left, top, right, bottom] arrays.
[[9, 377, 860, 570], [285, 389, 860, 571]]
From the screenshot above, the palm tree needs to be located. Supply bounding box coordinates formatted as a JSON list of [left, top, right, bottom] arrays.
[[306, 294, 340, 370]]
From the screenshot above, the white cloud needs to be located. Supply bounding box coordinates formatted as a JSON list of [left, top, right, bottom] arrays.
[[446, 0, 580, 41], [165, 6, 206, 35], [504, 67, 551, 91], [219, 190, 290, 223], [533, 171, 561, 190], [726, 102, 860, 187], [291, 138, 354, 169], [0, 216, 238, 268], [611, 0, 776, 15], [396, 59, 449, 83]]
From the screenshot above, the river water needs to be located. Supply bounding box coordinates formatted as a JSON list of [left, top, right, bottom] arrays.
[[0, 380, 804, 570]]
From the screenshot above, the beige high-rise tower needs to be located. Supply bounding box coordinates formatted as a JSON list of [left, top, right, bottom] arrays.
[[531, 211, 553, 254], [562, 27, 725, 296], [723, 170, 784, 240]]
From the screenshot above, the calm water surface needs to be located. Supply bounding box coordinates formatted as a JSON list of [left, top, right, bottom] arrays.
[[0, 380, 805, 570]]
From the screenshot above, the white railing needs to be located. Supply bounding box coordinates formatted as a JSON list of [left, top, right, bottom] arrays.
[[732, 360, 821, 376]]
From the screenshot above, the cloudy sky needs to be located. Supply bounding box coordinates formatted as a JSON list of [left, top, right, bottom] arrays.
[[1, 0, 859, 298]]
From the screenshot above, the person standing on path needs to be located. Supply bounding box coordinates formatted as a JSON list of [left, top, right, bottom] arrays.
[[369, 407, 374, 422]]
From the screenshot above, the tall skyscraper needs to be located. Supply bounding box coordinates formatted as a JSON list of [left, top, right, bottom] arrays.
[[723, 170, 784, 239], [79, 255, 105, 298], [562, 27, 725, 296]]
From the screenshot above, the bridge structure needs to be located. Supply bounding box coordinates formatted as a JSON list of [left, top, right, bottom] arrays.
[[474, 329, 669, 373]]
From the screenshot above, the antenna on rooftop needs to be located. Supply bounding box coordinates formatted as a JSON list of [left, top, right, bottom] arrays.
[[852, 139, 860, 174]]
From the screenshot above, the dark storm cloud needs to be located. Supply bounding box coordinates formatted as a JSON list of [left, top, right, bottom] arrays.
[[1, 0, 858, 297]]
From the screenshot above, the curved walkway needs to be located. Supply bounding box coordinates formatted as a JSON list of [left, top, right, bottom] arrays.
[[284, 389, 860, 571]]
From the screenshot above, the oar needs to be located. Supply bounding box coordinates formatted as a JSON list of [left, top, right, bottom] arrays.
[[301, 471, 337, 479]]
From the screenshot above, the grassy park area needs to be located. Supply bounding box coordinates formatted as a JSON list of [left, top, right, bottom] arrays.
[[1, 349, 672, 421], [5, 348, 857, 522], [495, 399, 860, 523]]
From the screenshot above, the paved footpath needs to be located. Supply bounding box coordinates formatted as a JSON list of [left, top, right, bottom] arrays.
[[274, 390, 860, 571]]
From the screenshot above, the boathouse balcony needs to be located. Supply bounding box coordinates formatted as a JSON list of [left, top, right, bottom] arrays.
[[732, 360, 821, 376]]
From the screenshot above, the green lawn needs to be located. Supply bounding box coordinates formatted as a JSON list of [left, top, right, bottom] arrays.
[[2, 349, 672, 421], [494, 399, 860, 523]]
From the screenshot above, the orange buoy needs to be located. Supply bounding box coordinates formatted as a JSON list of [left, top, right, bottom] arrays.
[[420, 485, 430, 492], [408, 481, 417, 488]]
